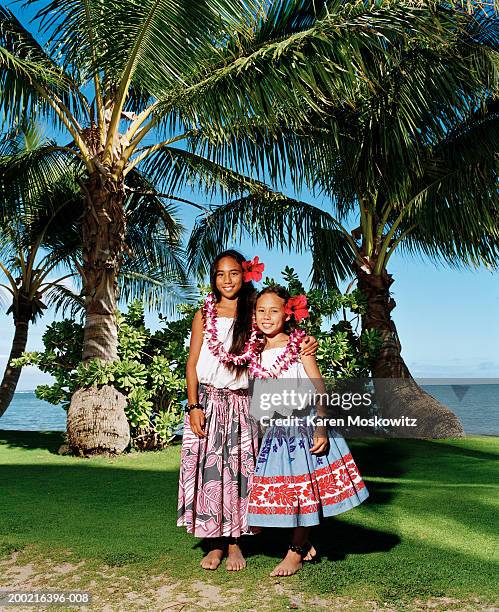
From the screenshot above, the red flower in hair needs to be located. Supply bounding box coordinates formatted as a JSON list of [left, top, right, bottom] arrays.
[[242, 256, 265, 282], [284, 295, 309, 322]]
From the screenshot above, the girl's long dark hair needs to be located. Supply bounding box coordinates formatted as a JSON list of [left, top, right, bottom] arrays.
[[256, 286, 297, 334], [210, 250, 256, 375]]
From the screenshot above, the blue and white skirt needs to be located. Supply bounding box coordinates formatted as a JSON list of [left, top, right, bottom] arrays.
[[246, 417, 369, 528]]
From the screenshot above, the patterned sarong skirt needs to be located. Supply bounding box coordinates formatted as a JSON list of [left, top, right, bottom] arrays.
[[177, 383, 259, 538], [247, 417, 369, 528]]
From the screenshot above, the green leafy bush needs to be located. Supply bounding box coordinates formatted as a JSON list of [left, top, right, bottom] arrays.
[[13, 301, 195, 450]]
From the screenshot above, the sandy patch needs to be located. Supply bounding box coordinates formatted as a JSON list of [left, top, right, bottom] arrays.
[[0, 551, 496, 612]]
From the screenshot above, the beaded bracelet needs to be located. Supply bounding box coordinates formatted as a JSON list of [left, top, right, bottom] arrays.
[[185, 403, 204, 413]]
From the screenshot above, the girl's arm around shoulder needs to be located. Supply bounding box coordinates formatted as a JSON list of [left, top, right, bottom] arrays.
[[299, 353, 323, 385], [299, 334, 318, 356]]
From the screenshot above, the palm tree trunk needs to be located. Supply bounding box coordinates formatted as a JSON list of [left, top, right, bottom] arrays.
[[81, 173, 126, 362], [66, 173, 130, 456], [354, 262, 464, 438], [0, 300, 31, 418]]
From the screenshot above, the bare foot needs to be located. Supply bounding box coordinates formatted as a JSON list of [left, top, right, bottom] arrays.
[[200, 545, 225, 570], [304, 542, 317, 562], [226, 543, 246, 571], [270, 550, 303, 577]]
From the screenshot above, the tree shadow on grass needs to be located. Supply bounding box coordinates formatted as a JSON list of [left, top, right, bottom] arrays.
[[1, 454, 496, 604], [349, 437, 498, 487], [415, 437, 498, 462], [0, 432, 412, 509], [1, 433, 496, 605], [192, 437, 408, 563], [0, 462, 189, 561], [197, 521, 401, 563], [0, 429, 65, 454], [0, 430, 410, 559], [0, 459, 398, 564], [2, 432, 493, 563]]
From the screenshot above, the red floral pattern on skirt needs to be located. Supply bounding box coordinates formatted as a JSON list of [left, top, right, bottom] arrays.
[[248, 452, 367, 517]]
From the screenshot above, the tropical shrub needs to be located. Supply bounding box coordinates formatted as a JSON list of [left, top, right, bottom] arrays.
[[13, 301, 195, 450], [267, 267, 381, 379]]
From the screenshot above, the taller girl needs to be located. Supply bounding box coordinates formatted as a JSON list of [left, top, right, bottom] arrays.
[[177, 250, 258, 571]]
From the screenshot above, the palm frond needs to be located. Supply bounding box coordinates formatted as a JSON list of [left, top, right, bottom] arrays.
[[30, 0, 112, 83], [118, 265, 195, 315], [187, 191, 356, 288], [161, 4, 478, 150], [465, 7, 499, 48], [176, 5, 497, 200], [124, 168, 188, 283], [393, 97, 499, 269], [140, 143, 277, 200], [122, 0, 257, 96], [43, 281, 84, 319], [397, 203, 499, 270], [27, 0, 256, 95], [0, 6, 82, 127], [308, 225, 356, 289], [125, 166, 185, 236], [0, 139, 81, 221], [0, 124, 190, 312]]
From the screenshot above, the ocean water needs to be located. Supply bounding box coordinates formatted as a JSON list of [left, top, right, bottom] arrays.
[[422, 383, 498, 435], [0, 385, 497, 435], [1, 392, 67, 431]]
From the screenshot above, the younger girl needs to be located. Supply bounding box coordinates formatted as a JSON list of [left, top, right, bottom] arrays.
[[246, 286, 369, 577]]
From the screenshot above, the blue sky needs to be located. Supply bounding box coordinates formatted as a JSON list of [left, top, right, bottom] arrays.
[[1, 2, 498, 389]]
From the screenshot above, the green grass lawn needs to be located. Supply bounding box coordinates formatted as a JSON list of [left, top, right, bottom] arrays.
[[0, 430, 497, 611]]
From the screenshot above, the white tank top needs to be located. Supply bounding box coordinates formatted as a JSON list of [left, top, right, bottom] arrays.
[[196, 317, 249, 390], [258, 347, 308, 379], [250, 347, 316, 419]]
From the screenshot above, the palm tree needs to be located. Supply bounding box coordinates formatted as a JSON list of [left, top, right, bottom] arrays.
[[0, 208, 79, 417], [187, 6, 499, 437], [0, 125, 189, 421], [0, 0, 461, 453]]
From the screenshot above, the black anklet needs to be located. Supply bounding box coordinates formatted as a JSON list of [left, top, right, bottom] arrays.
[[288, 543, 309, 557], [227, 536, 240, 545]]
